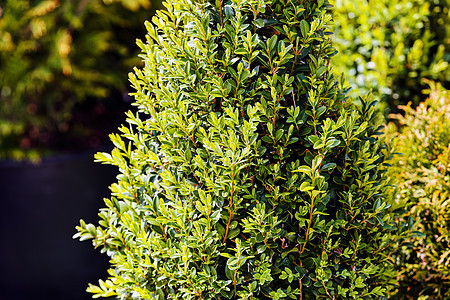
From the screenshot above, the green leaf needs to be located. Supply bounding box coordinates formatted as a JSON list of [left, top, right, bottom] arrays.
[[293, 165, 311, 173], [300, 20, 310, 38], [321, 162, 336, 172], [300, 181, 314, 192]]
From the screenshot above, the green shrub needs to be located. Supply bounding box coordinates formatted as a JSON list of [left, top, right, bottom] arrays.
[[332, 0, 449, 115], [75, 0, 407, 298], [0, 0, 157, 161], [386, 80, 450, 299]]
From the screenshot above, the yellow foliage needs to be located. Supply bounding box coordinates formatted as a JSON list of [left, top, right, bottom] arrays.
[[28, 0, 60, 17]]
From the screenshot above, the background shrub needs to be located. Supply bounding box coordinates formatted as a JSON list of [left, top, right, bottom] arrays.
[[75, 0, 407, 298], [0, 0, 158, 161], [332, 0, 449, 115], [386, 80, 450, 299]]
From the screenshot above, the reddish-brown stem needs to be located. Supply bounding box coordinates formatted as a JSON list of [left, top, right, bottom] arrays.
[[222, 190, 234, 244], [219, 0, 223, 27], [222, 210, 233, 244]]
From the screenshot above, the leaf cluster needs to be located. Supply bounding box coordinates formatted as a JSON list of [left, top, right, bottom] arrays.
[[386, 81, 450, 299]]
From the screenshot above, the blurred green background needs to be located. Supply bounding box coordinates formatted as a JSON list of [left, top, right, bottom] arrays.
[[332, 0, 449, 116], [0, 0, 161, 162]]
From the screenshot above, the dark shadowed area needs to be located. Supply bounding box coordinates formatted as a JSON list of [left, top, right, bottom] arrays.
[[0, 150, 116, 300]]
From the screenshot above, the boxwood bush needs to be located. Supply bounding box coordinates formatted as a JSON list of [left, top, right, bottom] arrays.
[[0, 0, 157, 161], [332, 0, 449, 115], [75, 0, 407, 298], [386, 81, 450, 299]]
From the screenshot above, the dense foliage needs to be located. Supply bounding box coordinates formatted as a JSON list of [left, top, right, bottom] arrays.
[[386, 81, 450, 299], [332, 0, 449, 115], [0, 0, 157, 161], [75, 0, 406, 298]]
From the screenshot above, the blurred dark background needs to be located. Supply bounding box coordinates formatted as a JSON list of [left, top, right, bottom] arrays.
[[0, 150, 116, 300]]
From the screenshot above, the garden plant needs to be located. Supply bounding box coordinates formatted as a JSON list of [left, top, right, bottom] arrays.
[[75, 0, 408, 298], [332, 0, 449, 115], [386, 81, 450, 299], [0, 0, 157, 161]]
